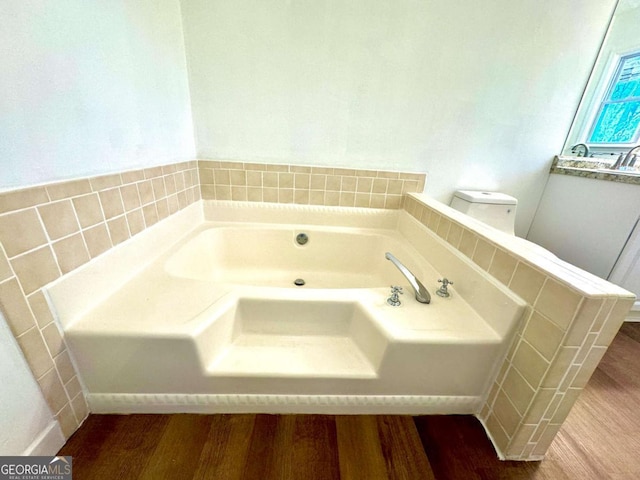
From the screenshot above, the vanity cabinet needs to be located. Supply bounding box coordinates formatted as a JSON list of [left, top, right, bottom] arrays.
[[527, 173, 640, 297]]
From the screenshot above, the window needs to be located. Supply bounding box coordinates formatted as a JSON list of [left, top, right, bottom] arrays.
[[588, 52, 640, 145]]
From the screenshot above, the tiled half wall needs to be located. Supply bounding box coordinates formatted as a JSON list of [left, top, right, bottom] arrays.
[[0, 160, 425, 439], [404, 194, 635, 460], [0, 162, 200, 437]]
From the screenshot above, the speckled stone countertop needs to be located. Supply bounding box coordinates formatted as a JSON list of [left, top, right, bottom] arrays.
[[551, 156, 640, 185]]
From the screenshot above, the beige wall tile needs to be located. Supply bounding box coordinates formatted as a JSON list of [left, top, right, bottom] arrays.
[[575, 332, 597, 364], [509, 263, 545, 305], [340, 192, 355, 207], [17, 328, 54, 377], [263, 188, 278, 203], [384, 195, 402, 209], [156, 198, 170, 220], [278, 173, 294, 189], [121, 169, 145, 184], [488, 249, 517, 286], [294, 190, 309, 205], [83, 224, 112, 258], [198, 168, 214, 185], [0, 248, 11, 282], [571, 346, 607, 388], [290, 165, 311, 173], [38, 200, 80, 241], [531, 424, 562, 457], [370, 194, 385, 209], [486, 414, 510, 452], [90, 173, 122, 191], [167, 194, 179, 215], [263, 172, 278, 188], [200, 185, 215, 200], [377, 171, 399, 179], [247, 187, 262, 202], [325, 191, 340, 206], [355, 194, 371, 208], [418, 207, 431, 226], [371, 178, 387, 194], [565, 297, 603, 346], [137, 181, 155, 205], [543, 393, 563, 421], [596, 298, 635, 346], [446, 222, 463, 248], [512, 340, 549, 388], [502, 366, 535, 415], [27, 290, 55, 329], [247, 171, 262, 187], [52, 234, 90, 275], [522, 388, 556, 424], [231, 187, 247, 201], [230, 170, 246, 186], [98, 189, 125, 220], [436, 218, 451, 239], [356, 177, 373, 193], [70, 393, 89, 424], [0, 187, 49, 215], [142, 204, 159, 227], [164, 175, 177, 195], [340, 176, 358, 193], [523, 311, 564, 361], [107, 216, 131, 247], [295, 174, 311, 189], [508, 424, 536, 456], [120, 184, 142, 211], [0, 209, 49, 257], [458, 229, 477, 258], [535, 279, 582, 330], [55, 403, 78, 439], [473, 238, 496, 271], [427, 212, 440, 232], [309, 190, 325, 205], [54, 350, 76, 384], [126, 209, 146, 237], [542, 346, 578, 388], [590, 298, 616, 333], [0, 278, 36, 336], [144, 166, 163, 180], [11, 246, 60, 295], [64, 375, 83, 400], [72, 193, 104, 228], [41, 322, 65, 357], [387, 179, 403, 195], [279, 189, 294, 204], [558, 364, 580, 392], [46, 179, 91, 201], [493, 389, 522, 437]]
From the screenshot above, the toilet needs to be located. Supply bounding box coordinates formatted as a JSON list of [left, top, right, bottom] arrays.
[[450, 190, 518, 235], [450, 190, 556, 258]]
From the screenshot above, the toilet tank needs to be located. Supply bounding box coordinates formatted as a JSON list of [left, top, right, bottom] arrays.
[[450, 191, 517, 235]]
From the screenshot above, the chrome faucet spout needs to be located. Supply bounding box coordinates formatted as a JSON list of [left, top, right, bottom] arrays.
[[385, 252, 431, 304], [622, 145, 640, 168]]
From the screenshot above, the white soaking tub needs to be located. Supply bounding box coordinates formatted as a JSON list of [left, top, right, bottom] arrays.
[[47, 201, 526, 414]]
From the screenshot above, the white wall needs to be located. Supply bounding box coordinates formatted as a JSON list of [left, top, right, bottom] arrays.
[[180, 0, 615, 235], [0, 313, 64, 455], [0, 0, 195, 190], [564, 0, 640, 151]]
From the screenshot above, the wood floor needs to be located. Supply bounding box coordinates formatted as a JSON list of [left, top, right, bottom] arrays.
[[59, 323, 640, 479]]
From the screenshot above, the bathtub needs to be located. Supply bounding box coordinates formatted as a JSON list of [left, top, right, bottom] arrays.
[[47, 201, 526, 414]]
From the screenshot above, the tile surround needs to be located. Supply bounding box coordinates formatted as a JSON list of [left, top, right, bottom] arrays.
[[403, 194, 635, 460], [198, 160, 426, 209], [0, 161, 200, 438], [0, 158, 630, 460]]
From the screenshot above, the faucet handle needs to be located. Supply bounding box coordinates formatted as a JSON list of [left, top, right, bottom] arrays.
[[436, 278, 453, 298], [387, 285, 403, 306]]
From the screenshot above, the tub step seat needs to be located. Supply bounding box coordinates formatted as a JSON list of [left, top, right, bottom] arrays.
[[208, 334, 378, 378]]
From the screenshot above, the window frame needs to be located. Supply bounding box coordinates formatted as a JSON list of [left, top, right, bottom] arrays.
[[585, 50, 640, 148]]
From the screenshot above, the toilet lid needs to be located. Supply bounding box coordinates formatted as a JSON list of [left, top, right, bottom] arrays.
[[453, 190, 517, 205]]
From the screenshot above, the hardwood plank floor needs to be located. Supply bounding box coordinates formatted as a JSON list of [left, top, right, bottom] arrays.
[[59, 323, 640, 479]]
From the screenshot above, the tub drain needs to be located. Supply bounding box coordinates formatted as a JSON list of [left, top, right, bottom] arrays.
[[294, 278, 306, 286]]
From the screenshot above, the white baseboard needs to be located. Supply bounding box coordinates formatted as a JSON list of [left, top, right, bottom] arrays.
[[22, 421, 65, 456]]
